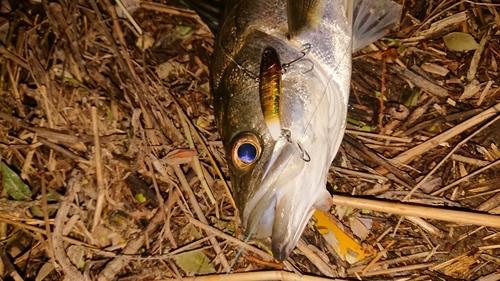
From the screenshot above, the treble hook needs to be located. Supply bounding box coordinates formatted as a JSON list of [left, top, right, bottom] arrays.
[[240, 61, 260, 81], [282, 43, 312, 69], [298, 59, 315, 74], [296, 141, 311, 162], [280, 129, 311, 162], [221, 42, 313, 80]]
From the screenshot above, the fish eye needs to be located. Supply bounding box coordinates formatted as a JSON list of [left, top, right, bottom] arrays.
[[232, 133, 262, 169], [237, 143, 257, 163]]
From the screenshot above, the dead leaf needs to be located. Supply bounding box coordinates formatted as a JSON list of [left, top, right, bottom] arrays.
[[115, 0, 140, 18], [164, 149, 197, 165], [35, 262, 55, 281], [179, 223, 202, 245], [443, 32, 479, 52], [136, 34, 155, 50], [419, 176, 442, 193], [174, 251, 216, 275], [350, 217, 373, 240], [157, 61, 181, 79]]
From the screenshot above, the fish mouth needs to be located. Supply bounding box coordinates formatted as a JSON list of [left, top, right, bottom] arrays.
[[243, 137, 332, 261]]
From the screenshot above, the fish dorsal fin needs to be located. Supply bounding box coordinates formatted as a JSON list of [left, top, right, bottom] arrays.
[[182, 0, 225, 34], [287, 0, 326, 39], [350, 0, 402, 52]]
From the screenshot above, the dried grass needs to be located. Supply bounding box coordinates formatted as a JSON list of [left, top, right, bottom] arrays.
[[0, 0, 499, 280]]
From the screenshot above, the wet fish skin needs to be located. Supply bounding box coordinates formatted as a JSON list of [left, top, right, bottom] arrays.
[[207, 0, 401, 261]]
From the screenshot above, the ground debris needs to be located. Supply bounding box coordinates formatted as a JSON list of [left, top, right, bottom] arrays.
[[0, 0, 499, 280]]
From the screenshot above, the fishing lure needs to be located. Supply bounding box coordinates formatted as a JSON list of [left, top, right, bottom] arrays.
[[259, 47, 311, 162], [259, 47, 282, 141]]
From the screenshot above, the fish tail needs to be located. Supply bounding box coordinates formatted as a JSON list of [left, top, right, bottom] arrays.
[[350, 0, 402, 51]]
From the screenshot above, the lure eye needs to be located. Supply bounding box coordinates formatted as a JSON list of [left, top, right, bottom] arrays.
[[232, 133, 262, 169]]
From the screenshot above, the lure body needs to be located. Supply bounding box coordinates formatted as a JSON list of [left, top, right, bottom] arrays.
[[259, 47, 282, 141]]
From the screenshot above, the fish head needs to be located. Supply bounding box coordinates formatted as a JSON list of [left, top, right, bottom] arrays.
[[213, 32, 341, 261], [213, 56, 280, 231]]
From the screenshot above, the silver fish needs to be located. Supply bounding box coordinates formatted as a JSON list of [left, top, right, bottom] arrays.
[[191, 0, 401, 261]]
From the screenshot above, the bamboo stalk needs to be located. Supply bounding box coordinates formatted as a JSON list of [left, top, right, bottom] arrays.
[[158, 270, 344, 281], [331, 194, 500, 228]]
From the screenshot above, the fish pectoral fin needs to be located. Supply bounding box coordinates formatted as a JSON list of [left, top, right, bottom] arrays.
[[351, 0, 402, 52], [287, 0, 326, 39]]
